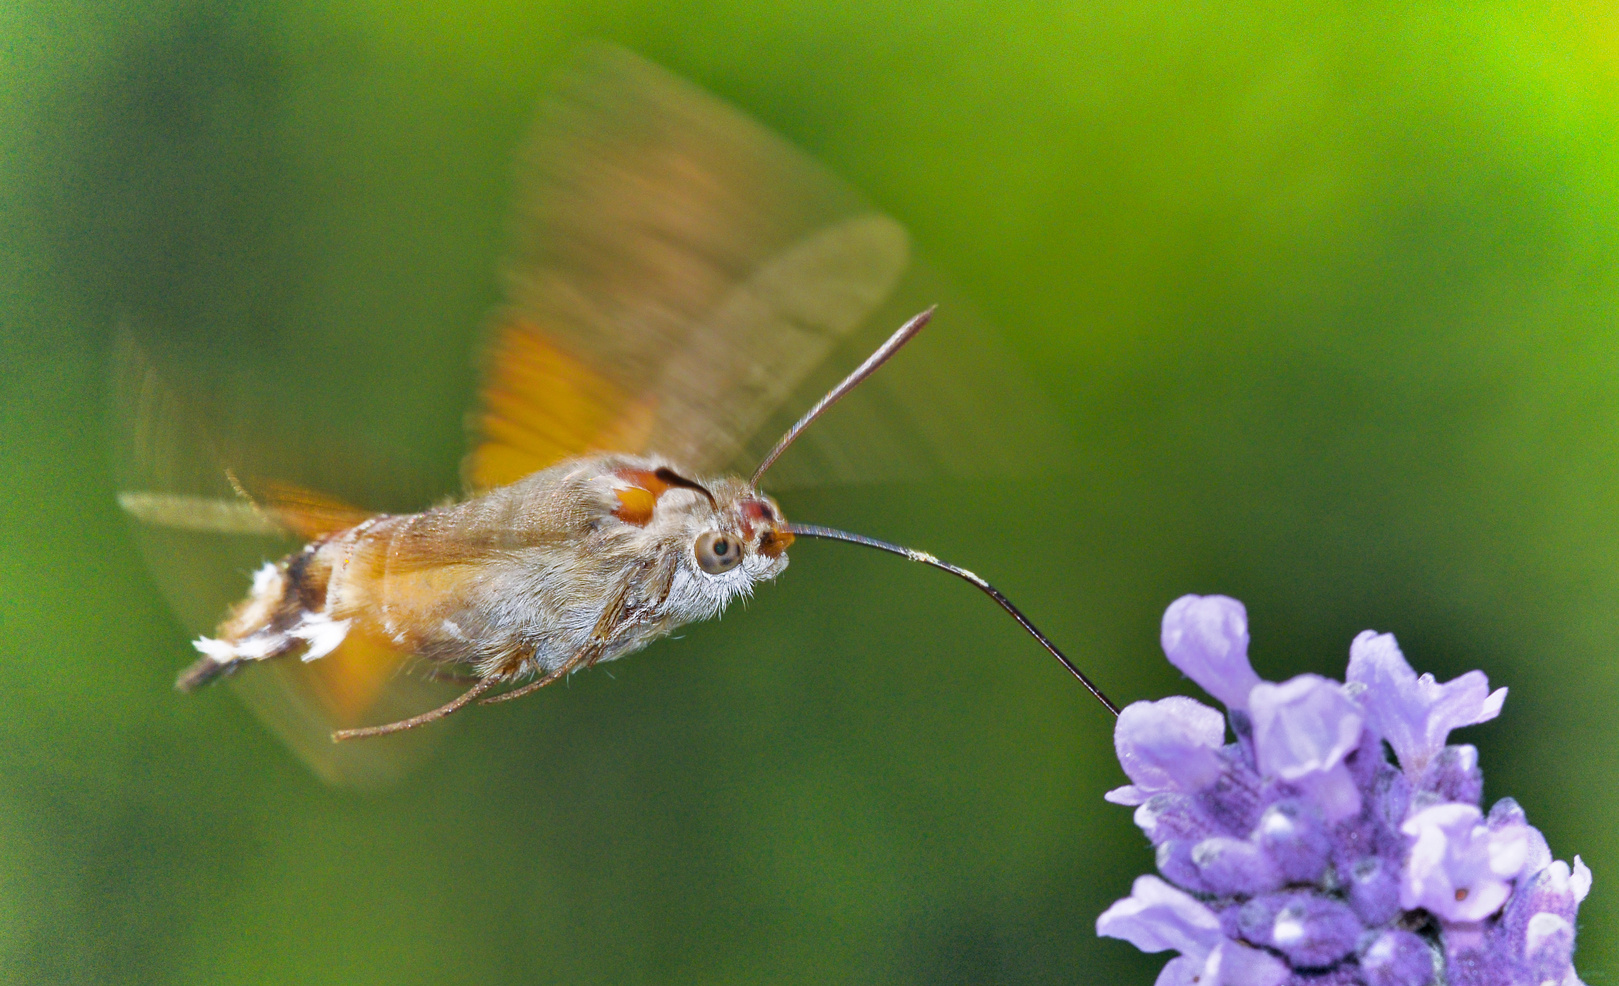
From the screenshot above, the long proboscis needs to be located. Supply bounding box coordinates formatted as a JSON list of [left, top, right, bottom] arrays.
[[750, 307, 935, 488], [785, 523, 1120, 717]]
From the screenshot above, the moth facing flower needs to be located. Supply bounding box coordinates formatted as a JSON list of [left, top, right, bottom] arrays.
[[115, 49, 1121, 784], [1099, 595, 1590, 986]]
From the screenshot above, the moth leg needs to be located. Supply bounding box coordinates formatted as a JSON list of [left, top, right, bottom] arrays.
[[480, 573, 641, 706], [478, 644, 598, 706], [584, 558, 673, 673], [330, 675, 499, 742]]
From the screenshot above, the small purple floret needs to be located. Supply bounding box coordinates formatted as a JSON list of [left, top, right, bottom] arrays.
[[1401, 802, 1527, 922], [1359, 929, 1434, 986], [1161, 595, 1261, 710], [1346, 630, 1505, 777], [1096, 875, 1289, 986], [1106, 696, 1227, 807], [1250, 675, 1365, 782], [1098, 595, 1589, 986], [1254, 800, 1331, 884]]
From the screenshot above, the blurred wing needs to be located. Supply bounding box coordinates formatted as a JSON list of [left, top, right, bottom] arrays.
[[110, 331, 457, 788], [466, 45, 895, 489], [116, 482, 376, 541], [732, 263, 1080, 491], [637, 213, 908, 473], [465, 45, 1074, 493], [227, 631, 458, 789], [116, 490, 281, 535]]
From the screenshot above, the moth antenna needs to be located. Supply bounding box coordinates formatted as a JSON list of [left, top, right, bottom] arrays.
[[784, 523, 1120, 716], [750, 307, 934, 488], [331, 675, 499, 742]]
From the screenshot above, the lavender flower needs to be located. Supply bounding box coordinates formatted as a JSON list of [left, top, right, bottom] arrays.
[[1346, 630, 1506, 777], [1098, 595, 1590, 986]]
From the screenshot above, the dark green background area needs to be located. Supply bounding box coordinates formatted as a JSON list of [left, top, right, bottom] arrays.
[[6, 2, 1619, 982]]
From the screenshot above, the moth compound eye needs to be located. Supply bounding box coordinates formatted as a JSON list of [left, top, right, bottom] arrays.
[[694, 531, 741, 574]]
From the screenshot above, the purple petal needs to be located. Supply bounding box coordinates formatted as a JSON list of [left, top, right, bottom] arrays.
[[1152, 955, 1207, 986], [1113, 697, 1228, 799], [1105, 785, 1149, 806], [1248, 674, 1365, 781], [1401, 803, 1529, 922], [1293, 761, 1364, 822], [1346, 631, 1507, 776], [1572, 856, 1592, 904], [1238, 890, 1363, 968], [1359, 929, 1435, 986], [1190, 835, 1285, 896], [1208, 940, 1289, 986], [1161, 595, 1261, 710], [1253, 800, 1331, 884], [1152, 948, 1288, 986], [1096, 875, 1223, 957]]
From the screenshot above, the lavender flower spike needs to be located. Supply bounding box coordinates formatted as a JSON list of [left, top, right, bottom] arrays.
[[1161, 595, 1261, 710], [1100, 596, 1589, 986], [1346, 630, 1506, 776]]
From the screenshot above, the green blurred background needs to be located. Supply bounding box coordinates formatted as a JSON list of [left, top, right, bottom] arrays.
[[6, 1, 1619, 982]]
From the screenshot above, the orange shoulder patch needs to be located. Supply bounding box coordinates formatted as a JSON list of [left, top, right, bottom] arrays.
[[610, 468, 673, 526]]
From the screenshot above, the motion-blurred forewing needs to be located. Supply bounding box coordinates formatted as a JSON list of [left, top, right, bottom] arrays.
[[110, 331, 457, 788], [465, 46, 894, 489], [466, 46, 1072, 494], [638, 213, 910, 473]]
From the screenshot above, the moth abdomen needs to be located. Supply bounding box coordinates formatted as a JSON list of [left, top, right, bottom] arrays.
[[177, 541, 346, 692], [174, 650, 237, 692]]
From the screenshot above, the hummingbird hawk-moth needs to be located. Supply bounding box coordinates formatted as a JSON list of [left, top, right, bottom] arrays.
[[114, 47, 1114, 785]]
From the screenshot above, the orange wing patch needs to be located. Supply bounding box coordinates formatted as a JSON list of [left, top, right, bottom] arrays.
[[255, 480, 376, 540], [300, 626, 414, 725], [229, 630, 458, 788], [464, 319, 659, 492]]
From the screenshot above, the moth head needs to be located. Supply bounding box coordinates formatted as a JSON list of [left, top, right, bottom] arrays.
[[685, 475, 792, 585]]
